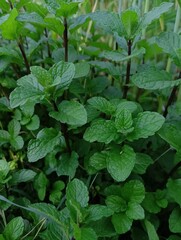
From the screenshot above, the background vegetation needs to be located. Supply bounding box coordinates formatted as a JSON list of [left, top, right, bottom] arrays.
[[0, 0, 181, 239]]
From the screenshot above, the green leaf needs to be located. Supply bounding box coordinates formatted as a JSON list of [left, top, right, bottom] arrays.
[[8, 119, 21, 137], [86, 205, 113, 222], [3, 217, 24, 240], [0, 160, 10, 182], [74, 62, 90, 78], [100, 48, 145, 62], [105, 195, 127, 213], [30, 66, 52, 87], [88, 97, 115, 115], [126, 202, 144, 220], [56, 2, 80, 18], [49, 61, 75, 88], [34, 172, 49, 201], [144, 220, 159, 240], [121, 180, 145, 204], [50, 100, 87, 126], [139, 2, 173, 30], [74, 226, 97, 240], [10, 136, 24, 150], [84, 119, 118, 144], [169, 207, 181, 233], [112, 212, 132, 234], [106, 145, 136, 182], [167, 179, 181, 206], [142, 192, 161, 214], [158, 123, 181, 152], [0, 130, 10, 146], [26, 115, 40, 131], [115, 109, 134, 134], [10, 74, 45, 108], [127, 111, 165, 141], [10, 169, 37, 185], [56, 151, 79, 178], [133, 153, 153, 174], [0, 9, 19, 40], [121, 9, 139, 39], [90, 11, 123, 35], [89, 151, 107, 171], [27, 128, 61, 162], [131, 66, 181, 90], [66, 178, 89, 208], [17, 12, 45, 26], [49, 181, 65, 205]]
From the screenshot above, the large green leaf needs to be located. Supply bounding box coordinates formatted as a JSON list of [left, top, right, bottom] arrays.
[[89, 151, 107, 171], [10, 74, 45, 108], [88, 97, 116, 115], [84, 119, 118, 144], [74, 226, 97, 240], [105, 195, 127, 213], [86, 205, 113, 222], [169, 207, 181, 233], [3, 217, 24, 240], [139, 2, 173, 31], [112, 212, 132, 234], [131, 66, 181, 90], [27, 128, 61, 162], [50, 100, 87, 126], [30, 66, 53, 87], [133, 153, 153, 174], [106, 145, 136, 182], [66, 178, 89, 208], [74, 62, 90, 78], [127, 111, 165, 141], [126, 202, 144, 220]]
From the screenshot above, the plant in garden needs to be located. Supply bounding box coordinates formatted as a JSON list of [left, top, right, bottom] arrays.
[[0, 0, 181, 239]]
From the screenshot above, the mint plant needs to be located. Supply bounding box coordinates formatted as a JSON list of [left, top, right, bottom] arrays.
[[0, 0, 181, 239]]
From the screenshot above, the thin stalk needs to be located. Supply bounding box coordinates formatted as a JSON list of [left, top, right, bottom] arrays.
[[163, 72, 181, 117], [7, 0, 30, 74], [142, 0, 149, 38], [123, 39, 132, 99], [63, 17, 68, 62], [17, 37, 30, 74], [0, 210, 7, 227], [44, 28, 51, 58], [33, 218, 46, 240]]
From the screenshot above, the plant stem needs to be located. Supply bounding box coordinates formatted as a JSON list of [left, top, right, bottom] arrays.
[[17, 37, 30, 74], [63, 17, 68, 62], [123, 39, 132, 99], [44, 28, 51, 58], [163, 72, 181, 117]]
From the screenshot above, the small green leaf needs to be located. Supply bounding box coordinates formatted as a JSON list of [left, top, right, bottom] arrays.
[[3, 217, 24, 240], [126, 202, 144, 220], [169, 207, 181, 233], [89, 151, 107, 171], [9, 169, 37, 185], [121, 9, 139, 39], [86, 205, 113, 222], [0, 130, 10, 146], [84, 119, 118, 144], [27, 128, 61, 162], [144, 220, 159, 240], [112, 212, 132, 234], [31, 66, 53, 87], [66, 178, 89, 208], [74, 62, 90, 78], [115, 109, 134, 134], [8, 119, 21, 137], [121, 180, 145, 204], [50, 100, 87, 126], [74, 226, 97, 240], [142, 192, 161, 214], [88, 97, 116, 115], [0, 160, 10, 182], [49, 181, 65, 205], [167, 178, 181, 206], [34, 172, 49, 201], [10, 136, 24, 150], [10, 74, 45, 108], [56, 2, 81, 18], [132, 66, 181, 90], [127, 111, 165, 141], [133, 153, 153, 174], [107, 145, 136, 182], [106, 195, 127, 213], [56, 151, 79, 178]]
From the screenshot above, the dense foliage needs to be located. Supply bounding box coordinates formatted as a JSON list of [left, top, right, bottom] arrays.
[[0, 0, 181, 239]]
